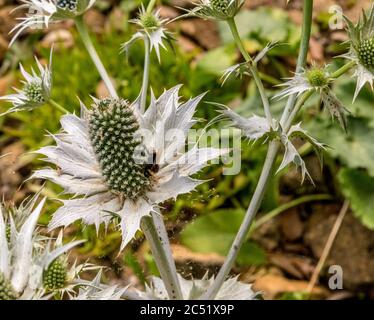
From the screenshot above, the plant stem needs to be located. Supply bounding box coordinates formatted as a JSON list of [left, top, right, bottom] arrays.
[[147, 0, 157, 13], [140, 36, 151, 113], [201, 140, 280, 299], [330, 60, 355, 78], [49, 99, 69, 113], [306, 200, 350, 294], [227, 18, 273, 126], [280, 0, 313, 127], [75, 16, 119, 99], [202, 0, 315, 300], [141, 213, 183, 300]]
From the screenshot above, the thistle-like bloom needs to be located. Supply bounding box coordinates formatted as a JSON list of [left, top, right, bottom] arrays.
[[141, 273, 257, 300], [0, 196, 84, 300], [121, 6, 173, 63], [0, 52, 52, 116], [191, 0, 244, 21], [10, 0, 96, 45], [32, 86, 225, 250], [274, 66, 349, 131], [344, 4, 374, 100]]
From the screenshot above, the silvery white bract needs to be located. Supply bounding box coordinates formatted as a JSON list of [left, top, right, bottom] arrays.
[[121, 6, 173, 63], [344, 4, 374, 101], [0, 52, 52, 116], [274, 66, 349, 131], [10, 0, 96, 45], [0, 197, 83, 300], [221, 108, 325, 183], [191, 0, 244, 21], [141, 273, 257, 300], [71, 270, 128, 300], [32, 85, 226, 251]]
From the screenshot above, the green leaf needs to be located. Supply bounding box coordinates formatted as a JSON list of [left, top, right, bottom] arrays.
[[196, 45, 237, 76], [308, 117, 374, 177], [338, 168, 374, 229], [219, 8, 297, 46], [180, 209, 267, 266]]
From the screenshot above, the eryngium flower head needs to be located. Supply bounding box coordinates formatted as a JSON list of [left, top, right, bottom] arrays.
[[141, 273, 257, 300], [10, 0, 96, 45], [121, 6, 173, 63], [274, 66, 330, 99], [32, 86, 226, 250], [191, 0, 244, 21], [0, 196, 83, 300], [344, 4, 374, 100], [0, 53, 52, 115]]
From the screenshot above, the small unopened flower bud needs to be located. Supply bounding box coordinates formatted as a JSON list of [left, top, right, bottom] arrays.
[[306, 68, 328, 88], [140, 12, 160, 29]]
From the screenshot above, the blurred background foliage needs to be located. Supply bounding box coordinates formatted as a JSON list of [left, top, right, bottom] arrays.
[[0, 0, 373, 299]]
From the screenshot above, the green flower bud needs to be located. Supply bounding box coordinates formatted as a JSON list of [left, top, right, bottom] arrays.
[[306, 68, 328, 88]]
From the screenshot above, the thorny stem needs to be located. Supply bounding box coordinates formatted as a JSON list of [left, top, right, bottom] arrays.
[[75, 16, 119, 99], [49, 99, 69, 113], [202, 0, 314, 300], [141, 213, 183, 300], [140, 36, 151, 113], [227, 18, 273, 126]]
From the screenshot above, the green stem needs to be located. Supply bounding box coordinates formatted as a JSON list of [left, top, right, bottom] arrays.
[[227, 18, 273, 126], [140, 36, 151, 113], [141, 213, 183, 300], [49, 99, 69, 113], [75, 17, 118, 99], [280, 0, 313, 127], [330, 60, 355, 78], [202, 0, 315, 300], [146, 0, 157, 13]]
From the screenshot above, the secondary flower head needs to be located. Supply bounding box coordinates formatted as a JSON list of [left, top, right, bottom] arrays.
[[344, 4, 374, 100], [191, 0, 244, 21], [0, 196, 84, 300], [141, 273, 257, 300], [0, 52, 52, 115], [32, 86, 226, 251], [121, 6, 173, 63], [274, 66, 330, 99], [274, 65, 349, 131], [10, 0, 96, 45]]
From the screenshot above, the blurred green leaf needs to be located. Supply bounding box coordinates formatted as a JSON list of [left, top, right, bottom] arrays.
[[338, 168, 374, 229], [180, 208, 267, 266], [308, 117, 374, 176]]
